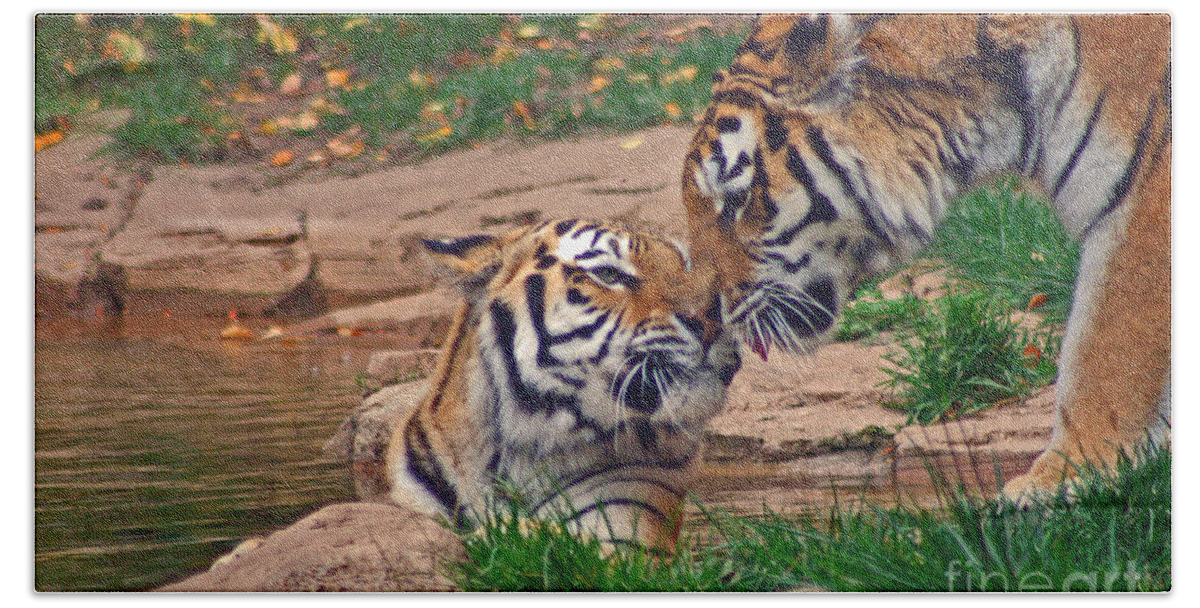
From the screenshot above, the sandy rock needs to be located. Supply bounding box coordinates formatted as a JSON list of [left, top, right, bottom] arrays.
[[325, 380, 431, 500], [287, 289, 457, 338], [705, 343, 908, 462], [38, 122, 696, 319], [159, 502, 464, 592], [34, 111, 141, 316]]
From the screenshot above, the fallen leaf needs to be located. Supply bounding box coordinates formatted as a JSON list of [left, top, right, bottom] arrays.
[[325, 69, 350, 89], [221, 324, 254, 341], [326, 138, 364, 158], [230, 83, 266, 104], [416, 126, 453, 143], [35, 130, 64, 152], [221, 310, 254, 340], [1026, 293, 1048, 310], [255, 15, 298, 54], [577, 14, 607, 30], [279, 73, 303, 95], [271, 150, 295, 166], [588, 75, 611, 93], [307, 151, 326, 163], [516, 24, 540, 39], [490, 42, 519, 65], [593, 56, 625, 72], [408, 70, 434, 89], [660, 65, 700, 86], [512, 101, 536, 130], [342, 16, 370, 30], [1030, 250, 1046, 262], [293, 111, 321, 131], [1023, 343, 1043, 366], [103, 30, 150, 71], [176, 13, 217, 26], [619, 136, 644, 150], [664, 102, 681, 117], [260, 325, 286, 340]]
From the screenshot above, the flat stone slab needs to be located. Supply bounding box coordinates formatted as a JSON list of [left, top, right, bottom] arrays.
[[36, 118, 696, 319]]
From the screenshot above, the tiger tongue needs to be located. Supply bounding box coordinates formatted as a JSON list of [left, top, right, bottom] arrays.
[[749, 336, 770, 361]]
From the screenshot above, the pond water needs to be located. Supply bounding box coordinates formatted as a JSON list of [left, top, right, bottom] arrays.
[[34, 316, 381, 591]]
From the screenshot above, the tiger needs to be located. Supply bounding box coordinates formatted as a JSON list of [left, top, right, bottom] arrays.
[[379, 219, 741, 551], [682, 14, 1170, 502]]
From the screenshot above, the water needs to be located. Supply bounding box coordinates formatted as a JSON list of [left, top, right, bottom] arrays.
[[34, 316, 384, 591]]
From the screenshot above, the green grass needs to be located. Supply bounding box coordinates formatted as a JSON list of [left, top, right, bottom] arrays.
[[719, 444, 1170, 592], [834, 288, 929, 343], [36, 14, 748, 164], [932, 179, 1081, 327], [452, 503, 749, 592], [450, 445, 1170, 592], [880, 290, 1059, 424]]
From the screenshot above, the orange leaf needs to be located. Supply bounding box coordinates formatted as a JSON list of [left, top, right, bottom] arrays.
[[35, 130, 64, 151], [1026, 293, 1048, 310], [588, 75, 611, 93], [325, 69, 350, 89], [254, 15, 297, 54], [271, 150, 295, 166], [664, 102, 681, 117], [512, 101, 536, 130], [1023, 343, 1043, 366]]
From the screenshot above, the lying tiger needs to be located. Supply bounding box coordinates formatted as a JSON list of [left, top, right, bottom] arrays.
[[378, 220, 740, 551], [683, 14, 1170, 501]]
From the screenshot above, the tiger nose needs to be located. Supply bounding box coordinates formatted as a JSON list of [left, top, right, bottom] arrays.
[[678, 295, 724, 346]]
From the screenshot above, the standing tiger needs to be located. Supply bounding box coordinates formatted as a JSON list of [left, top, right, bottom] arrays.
[[683, 14, 1170, 501], [381, 220, 740, 551]]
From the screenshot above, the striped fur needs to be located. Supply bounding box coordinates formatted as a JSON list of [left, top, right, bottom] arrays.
[[383, 220, 740, 550], [683, 14, 1170, 501]]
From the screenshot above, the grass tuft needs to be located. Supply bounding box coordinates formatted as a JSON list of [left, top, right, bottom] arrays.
[[931, 179, 1080, 327], [880, 291, 1059, 424]]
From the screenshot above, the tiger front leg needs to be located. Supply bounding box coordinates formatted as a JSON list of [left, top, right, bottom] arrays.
[[1002, 145, 1171, 505]]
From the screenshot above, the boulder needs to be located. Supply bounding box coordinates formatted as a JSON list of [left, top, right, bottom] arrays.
[[159, 502, 464, 592]]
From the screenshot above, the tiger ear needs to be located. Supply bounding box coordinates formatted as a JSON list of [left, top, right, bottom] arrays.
[[422, 226, 531, 296], [779, 14, 875, 108], [422, 234, 507, 300], [422, 234, 501, 278]]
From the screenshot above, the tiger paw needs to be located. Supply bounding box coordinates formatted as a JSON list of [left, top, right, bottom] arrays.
[[1000, 470, 1077, 509]]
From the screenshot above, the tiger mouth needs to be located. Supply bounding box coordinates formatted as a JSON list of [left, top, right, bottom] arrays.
[[726, 278, 838, 361], [611, 350, 699, 414]]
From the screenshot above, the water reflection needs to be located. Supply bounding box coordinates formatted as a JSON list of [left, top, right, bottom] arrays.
[[34, 317, 378, 591]]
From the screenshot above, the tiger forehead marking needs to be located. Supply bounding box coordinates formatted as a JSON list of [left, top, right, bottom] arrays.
[[684, 13, 1170, 501]]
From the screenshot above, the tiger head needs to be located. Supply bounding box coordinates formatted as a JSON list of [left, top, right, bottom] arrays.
[[423, 219, 741, 451], [684, 14, 904, 360]]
